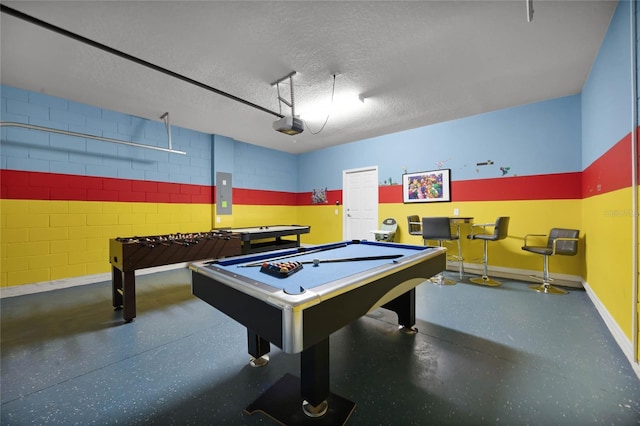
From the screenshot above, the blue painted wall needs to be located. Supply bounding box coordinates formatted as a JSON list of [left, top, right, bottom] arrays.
[[233, 141, 298, 192], [1, 85, 212, 185], [297, 94, 581, 192], [213, 133, 235, 175], [2, 82, 582, 195], [1, 85, 300, 193], [582, 0, 633, 166]]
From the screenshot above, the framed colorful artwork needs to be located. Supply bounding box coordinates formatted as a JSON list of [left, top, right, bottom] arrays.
[[402, 169, 451, 203]]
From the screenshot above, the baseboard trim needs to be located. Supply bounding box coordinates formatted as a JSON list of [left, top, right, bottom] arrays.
[[582, 281, 640, 381], [448, 262, 584, 288], [0, 263, 189, 299]]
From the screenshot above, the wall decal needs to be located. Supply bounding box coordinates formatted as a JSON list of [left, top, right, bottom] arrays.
[[311, 188, 328, 204], [381, 177, 397, 185], [435, 158, 451, 169]]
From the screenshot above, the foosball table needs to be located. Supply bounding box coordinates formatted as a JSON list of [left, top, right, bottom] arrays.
[[109, 230, 242, 322]]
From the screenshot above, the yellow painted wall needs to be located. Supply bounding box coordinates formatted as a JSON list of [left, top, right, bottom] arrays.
[[214, 204, 300, 230], [0, 199, 213, 287], [582, 188, 635, 340], [0, 195, 587, 289], [296, 205, 343, 245]]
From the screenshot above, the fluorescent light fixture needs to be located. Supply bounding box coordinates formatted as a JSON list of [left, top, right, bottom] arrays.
[[298, 91, 364, 123]]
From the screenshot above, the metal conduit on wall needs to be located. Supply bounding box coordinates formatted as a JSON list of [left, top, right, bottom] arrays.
[[0, 122, 186, 155]]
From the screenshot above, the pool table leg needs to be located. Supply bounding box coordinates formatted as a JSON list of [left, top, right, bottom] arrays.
[[382, 288, 418, 334], [300, 337, 330, 417], [247, 329, 270, 367]]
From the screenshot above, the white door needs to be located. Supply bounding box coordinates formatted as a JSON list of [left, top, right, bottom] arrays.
[[343, 166, 379, 240]]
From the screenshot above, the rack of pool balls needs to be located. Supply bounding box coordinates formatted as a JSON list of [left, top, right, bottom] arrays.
[[260, 260, 303, 278]]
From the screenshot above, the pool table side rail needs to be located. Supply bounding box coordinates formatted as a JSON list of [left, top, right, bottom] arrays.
[[189, 245, 445, 311]]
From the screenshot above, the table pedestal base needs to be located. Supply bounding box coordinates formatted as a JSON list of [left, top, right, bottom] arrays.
[[245, 373, 355, 425]]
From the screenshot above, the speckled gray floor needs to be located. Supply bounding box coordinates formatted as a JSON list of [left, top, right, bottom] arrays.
[[2, 269, 639, 425]]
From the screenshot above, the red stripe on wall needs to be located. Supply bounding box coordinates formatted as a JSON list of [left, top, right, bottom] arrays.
[[379, 185, 400, 203], [233, 188, 298, 205], [0, 169, 213, 204], [379, 172, 582, 203], [582, 133, 632, 198], [3, 148, 631, 207], [452, 172, 582, 201]]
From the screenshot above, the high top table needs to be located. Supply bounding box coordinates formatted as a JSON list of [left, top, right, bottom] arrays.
[[410, 217, 473, 279]]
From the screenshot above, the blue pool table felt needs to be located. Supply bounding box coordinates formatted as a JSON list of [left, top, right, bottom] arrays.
[[213, 241, 433, 294]]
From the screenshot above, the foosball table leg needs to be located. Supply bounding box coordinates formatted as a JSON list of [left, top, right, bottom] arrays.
[[112, 266, 123, 311], [122, 271, 136, 322], [112, 266, 136, 322]]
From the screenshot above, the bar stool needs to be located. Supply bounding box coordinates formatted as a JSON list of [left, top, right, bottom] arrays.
[[422, 217, 463, 285], [467, 216, 510, 287], [407, 215, 422, 240], [449, 217, 473, 278], [522, 228, 579, 295]]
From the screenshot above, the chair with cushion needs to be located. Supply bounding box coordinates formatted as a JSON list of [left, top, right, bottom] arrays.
[[467, 216, 510, 287], [522, 228, 579, 295], [422, 217, 463, 285], [372, 218, 397, 242], [407, 215, 422, 239]]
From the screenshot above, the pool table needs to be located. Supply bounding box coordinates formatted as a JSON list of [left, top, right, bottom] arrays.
[[190, 240, 446, 424]]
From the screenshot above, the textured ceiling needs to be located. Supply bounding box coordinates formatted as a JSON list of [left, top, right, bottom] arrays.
[[1, 1, 617, 154]]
